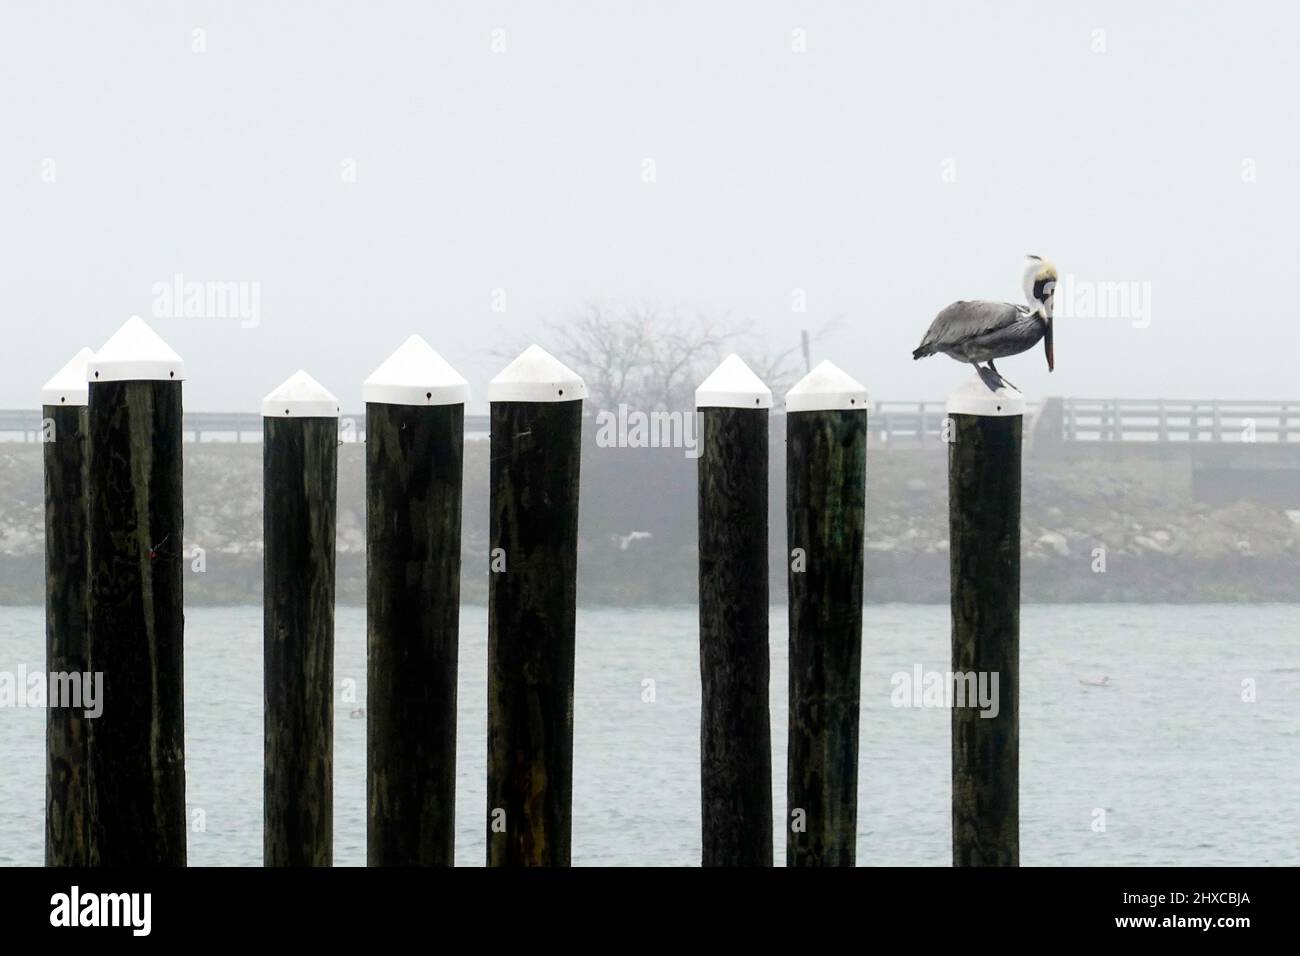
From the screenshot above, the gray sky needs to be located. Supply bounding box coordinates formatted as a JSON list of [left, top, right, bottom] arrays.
[[2, 0, 1296, 410]]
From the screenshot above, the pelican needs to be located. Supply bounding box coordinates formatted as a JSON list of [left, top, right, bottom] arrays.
[[912, 256, 1057, 389]]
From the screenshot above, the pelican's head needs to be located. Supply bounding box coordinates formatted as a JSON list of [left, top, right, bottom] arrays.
[[1024, 256, 1055, 319], [1022, 255, 1057, 318], [1022, 254, 1058, 371]]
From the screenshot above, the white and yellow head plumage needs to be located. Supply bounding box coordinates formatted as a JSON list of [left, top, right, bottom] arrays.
[[1022, 255, 1057, 316]]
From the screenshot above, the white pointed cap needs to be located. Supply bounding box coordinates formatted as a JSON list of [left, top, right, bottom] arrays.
[[363, 335, 470, 406], [261, 370, 340, 418], [41, 347, 96, 406], [87, 316, 184, 382], [946, 373, 1025, 417], [488, 344, 587, 403], [695, 354, 772, 409], [785, 360, 869, 413]]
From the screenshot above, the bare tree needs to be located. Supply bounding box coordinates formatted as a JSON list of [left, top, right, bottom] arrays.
[[737, 332, 806, 403], [496, 304, 833, 411]]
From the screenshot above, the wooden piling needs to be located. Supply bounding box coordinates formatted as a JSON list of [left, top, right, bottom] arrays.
[[364, 336, 468, 866], [85, 318, 186, 866], [784, 361, 868, 866], [486, 345, 586, 866], [696, 354, 773, 867], [262, 371, 340, 867], [42, 348, 94, 867], [947, 375, 1022, 867]]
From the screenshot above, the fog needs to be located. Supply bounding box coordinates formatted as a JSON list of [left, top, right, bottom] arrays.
[[2, 0, 1296, 410], [3, 4, 1300, 880]]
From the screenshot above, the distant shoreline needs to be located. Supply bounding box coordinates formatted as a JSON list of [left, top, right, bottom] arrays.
[[2, 439, 1297, 606]]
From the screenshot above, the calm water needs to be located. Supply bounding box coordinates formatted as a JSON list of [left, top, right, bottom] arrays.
[[1, 604, 1297, 866]]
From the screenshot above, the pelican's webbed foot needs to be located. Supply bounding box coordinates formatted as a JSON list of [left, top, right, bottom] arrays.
[[987, 361, 1018, 393], [976, 363, 1004, 392]]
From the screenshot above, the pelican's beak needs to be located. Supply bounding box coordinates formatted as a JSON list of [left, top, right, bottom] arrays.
[[1044, 317, 1055, 372]]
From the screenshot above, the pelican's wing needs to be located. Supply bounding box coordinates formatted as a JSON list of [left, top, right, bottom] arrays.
[[915, 300, 1024, 353]]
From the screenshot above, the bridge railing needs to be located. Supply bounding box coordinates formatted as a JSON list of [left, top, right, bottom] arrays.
[[870, 400, 1041, 444], [1062, 399, 1298, 443], [0, 405, 991, 445], [1, 400, 1296, 444], [0, 410, 495, 443]]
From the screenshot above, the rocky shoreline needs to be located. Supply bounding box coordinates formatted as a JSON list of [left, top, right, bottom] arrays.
[[1, 440, 1297, 605]]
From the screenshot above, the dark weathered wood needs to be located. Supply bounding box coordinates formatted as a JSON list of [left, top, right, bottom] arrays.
[[44, 403, 89, 867], [264, 415, 337, 867], [366, 401, 463, 866], [786, 408, 866, 866], [85, 380, 186, 866], [487, 399, 581, 866], [698, 405, 772, 866], [949, 412, 1021, 866]]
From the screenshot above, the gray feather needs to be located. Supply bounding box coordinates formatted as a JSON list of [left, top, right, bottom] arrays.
[[917, 301, 1023, 351], [913, 299, 1044, 364]]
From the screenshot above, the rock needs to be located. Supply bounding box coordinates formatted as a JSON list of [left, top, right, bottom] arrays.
[[1037, 531, 1070, 557]]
